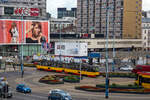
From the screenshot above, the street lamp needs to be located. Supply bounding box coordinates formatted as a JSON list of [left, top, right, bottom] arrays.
[[59, 23, 62, 63], [21, 14, 24, 78], [78, 40, 82, 81], [105, 1, 110, 98], [112, 14, 115, 72]]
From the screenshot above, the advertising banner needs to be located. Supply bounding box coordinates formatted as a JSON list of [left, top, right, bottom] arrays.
[[55, 42, 88, 57], [0, 19, 49, 44], [14, 8, 40, 16], [25, 21, 49, 43]]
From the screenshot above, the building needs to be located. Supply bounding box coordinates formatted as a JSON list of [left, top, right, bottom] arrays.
[[0, 0, 47, 20], [142, 18, 150, 50], [50, 17, 77, 34], [50, 0, 143, 53], [142, 11, 147, 18], [0, 0, 48, 57], [58, 8, 77, 19], [142, 10, 150, 18], [50, 38, 142, 53], [77, 0, 142, 39]]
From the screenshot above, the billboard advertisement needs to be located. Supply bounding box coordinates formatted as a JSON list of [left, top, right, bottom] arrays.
[[0, 19, 49, 44], [55, 42, 88, 57], [14, 8, 40, 16], [4, 7, 40, 16]]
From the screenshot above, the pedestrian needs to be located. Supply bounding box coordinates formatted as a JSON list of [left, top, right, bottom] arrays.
[[12, 63, 16, 71]]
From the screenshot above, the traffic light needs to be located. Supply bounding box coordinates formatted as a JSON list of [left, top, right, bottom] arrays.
[[4, 7, 14, 15]]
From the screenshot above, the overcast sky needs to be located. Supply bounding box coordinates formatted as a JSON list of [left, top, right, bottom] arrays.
[[47, 0, 150, 18]]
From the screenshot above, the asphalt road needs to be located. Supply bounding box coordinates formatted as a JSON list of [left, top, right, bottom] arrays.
[[0, 67, 150, 100]]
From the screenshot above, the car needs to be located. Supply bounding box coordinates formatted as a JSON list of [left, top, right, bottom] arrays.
[[48, 89, 72, 100], [5, 58, 13, 63], [16, 84, 31, 93], [119, 65, 133, 71]]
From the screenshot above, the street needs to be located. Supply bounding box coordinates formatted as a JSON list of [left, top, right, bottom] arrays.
[[0, 67, 150, 100]]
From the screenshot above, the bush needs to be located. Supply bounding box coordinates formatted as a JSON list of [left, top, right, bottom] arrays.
[[101, 72, 136, 78], [39, 75, 64, 84], [76, 85, 150, 94], [96, 83, 143, 89], [75, 86, 105, 92], [63, 75, 80, 83], [112, 83, 116, 87]]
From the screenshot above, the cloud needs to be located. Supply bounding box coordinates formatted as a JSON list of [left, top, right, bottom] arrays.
[[142, 0, 150, 11], [47, 0, 77, 18]]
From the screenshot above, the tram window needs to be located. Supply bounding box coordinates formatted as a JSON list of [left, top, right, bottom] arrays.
[[139, 76, 143, 85], [135, 75, 138, 80], [142, 77, 150, 83]]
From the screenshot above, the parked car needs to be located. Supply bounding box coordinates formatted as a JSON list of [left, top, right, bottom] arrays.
[[48, 89, 72, 100], [16, 84, 31, 93], [119, 65, 133, 71], [5, 58, 13, 63], [132, 65, 150, 73]]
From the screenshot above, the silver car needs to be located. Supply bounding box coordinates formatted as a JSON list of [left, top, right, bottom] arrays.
[[119, 65, 133, 71]]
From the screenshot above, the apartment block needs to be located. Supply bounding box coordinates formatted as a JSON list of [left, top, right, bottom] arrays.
[[142, 18, 150, 49], [58, 8, 77, 19], [77, 0, 142, 39]]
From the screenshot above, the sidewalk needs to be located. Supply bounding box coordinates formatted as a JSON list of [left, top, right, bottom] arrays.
[[0, 65, 19, 73]]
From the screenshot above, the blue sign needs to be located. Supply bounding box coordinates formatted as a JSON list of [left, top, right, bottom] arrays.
[[88, 52, 101, 58], [146, 55, 150, 58], [74, 56, 88, 59]]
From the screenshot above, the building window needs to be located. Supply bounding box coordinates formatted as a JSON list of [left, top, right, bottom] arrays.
[[88, 42, 91, 45]]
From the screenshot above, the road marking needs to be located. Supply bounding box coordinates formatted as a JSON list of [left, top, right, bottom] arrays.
[[13, 91, 47, 99]]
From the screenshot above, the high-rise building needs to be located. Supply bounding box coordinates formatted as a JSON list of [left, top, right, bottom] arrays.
[[77, 0, 142, 39], [142, 18, 150, 50], [58, 8, 77, 19], [0, 0, 47, 19]]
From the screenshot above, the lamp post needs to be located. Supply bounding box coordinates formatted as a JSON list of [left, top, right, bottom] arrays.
[[21, 15, 24, 78], [105, 2, 110, 99], [59, 23, 62, 63], [112, 14, 115, 72], [78, 41, 82, 81]]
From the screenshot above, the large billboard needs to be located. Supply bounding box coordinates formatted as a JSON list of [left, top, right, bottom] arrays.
[[4, 7, 40, 16], [55, 42, 88, 57], [0, 19, 49, 44]]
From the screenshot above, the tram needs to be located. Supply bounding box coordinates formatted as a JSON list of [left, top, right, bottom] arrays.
[[36, 60, 100, 77]]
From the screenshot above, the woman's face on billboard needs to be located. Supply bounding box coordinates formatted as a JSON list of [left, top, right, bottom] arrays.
[[33, 24, 41, 37]]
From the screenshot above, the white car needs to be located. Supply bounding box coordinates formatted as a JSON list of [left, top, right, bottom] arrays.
[[6, 58, 13, 63], [119, 65, 133, 71]]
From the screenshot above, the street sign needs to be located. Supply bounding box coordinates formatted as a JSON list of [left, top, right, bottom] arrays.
[[88, 52, 101, 58]]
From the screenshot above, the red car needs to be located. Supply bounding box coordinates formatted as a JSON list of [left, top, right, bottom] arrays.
[[132, 65, 150, 73]]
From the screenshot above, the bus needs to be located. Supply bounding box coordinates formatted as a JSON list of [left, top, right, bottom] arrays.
[[135, 72, 150, 89]]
